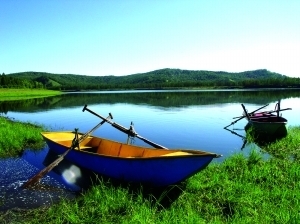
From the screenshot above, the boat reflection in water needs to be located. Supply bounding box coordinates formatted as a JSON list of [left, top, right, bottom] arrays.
[[224, 124, 287, 153], [42, 149, 97, 190], [244, 123, 288, 147], [0, 147, 96, 211]]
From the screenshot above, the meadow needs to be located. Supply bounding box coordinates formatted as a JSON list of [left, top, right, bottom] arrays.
[[0, 116, 299, 223], [0, 89, 62, 101]]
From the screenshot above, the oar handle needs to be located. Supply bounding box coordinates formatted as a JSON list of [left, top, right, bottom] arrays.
[[83, 105, 167, 149], [241, 104, 250, 120], [83, 105, 135, 135], [83, 105, 114, 120]]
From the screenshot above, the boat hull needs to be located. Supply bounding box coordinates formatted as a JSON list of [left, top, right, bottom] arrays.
[[245, 115, 287, 136], [42, 132, 220, 187]]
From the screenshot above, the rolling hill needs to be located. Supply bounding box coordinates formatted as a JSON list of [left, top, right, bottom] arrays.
[[5, 68, 295, 90]]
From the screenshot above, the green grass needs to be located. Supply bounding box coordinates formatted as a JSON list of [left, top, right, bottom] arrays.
[[0, 88, 62, 101], [246, 126, 300, 160], [0, 116, 46, 157], [1, 125, 300, 223], [262, 126, 300, 160]]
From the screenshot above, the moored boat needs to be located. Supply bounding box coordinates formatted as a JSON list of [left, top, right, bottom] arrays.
[[41, 131, 221, 187], [244, 114, 288, 136], [224, 101, 291, 140], [241, 102, 288, 135]]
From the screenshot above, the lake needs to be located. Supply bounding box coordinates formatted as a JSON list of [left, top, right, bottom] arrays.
[[1, 89, 300, 210]]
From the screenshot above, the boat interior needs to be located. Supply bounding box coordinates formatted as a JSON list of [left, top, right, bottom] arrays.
[[250, 116, 287, 123], [43, 132, 216, 158]]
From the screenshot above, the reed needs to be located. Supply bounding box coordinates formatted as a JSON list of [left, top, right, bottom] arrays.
[[1, 126, 300, 223]]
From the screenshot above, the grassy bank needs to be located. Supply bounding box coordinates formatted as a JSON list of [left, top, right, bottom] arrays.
[[0, 116, 46, 157], [1, 124, 300, 223], [0, 88, 62, 101]]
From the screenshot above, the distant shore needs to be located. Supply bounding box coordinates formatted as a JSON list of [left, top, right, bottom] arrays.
[[0, 88, 62, 101]]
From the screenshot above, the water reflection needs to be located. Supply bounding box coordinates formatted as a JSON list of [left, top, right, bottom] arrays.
[[42, 149, 96, 190], [0, 147, 96, 211], [225, 124, 288, 153], [1, 89, 300, 114], [245, 125, 288, 147], [0, 157, 74, 211]]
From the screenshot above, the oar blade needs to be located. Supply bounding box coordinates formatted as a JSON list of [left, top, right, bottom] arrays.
[[22, 151, 67, 188], [22, 111, 112, 188]]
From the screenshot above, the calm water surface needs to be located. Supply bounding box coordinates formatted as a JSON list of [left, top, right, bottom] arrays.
[[1, 89, 300, 210]]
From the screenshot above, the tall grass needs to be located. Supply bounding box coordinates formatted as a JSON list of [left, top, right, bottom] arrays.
[[262, 126, 300, 160], [0, 116, 45, 157]]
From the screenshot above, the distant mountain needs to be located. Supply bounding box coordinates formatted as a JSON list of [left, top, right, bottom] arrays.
[[6, 68, 296, 90]]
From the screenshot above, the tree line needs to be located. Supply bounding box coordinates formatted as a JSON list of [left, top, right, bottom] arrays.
[[0, 73, 43, 89], [2, 69, 300, 90]]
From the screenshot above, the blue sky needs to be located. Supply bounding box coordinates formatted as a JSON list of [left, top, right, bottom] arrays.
[[1, 0, 300, 77]]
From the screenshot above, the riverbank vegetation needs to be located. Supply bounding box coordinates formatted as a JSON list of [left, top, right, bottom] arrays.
[[0, 116, 45, 157], [0, 89, 62, 101], [5, 68, 300, 90], [1, 121, 299, 223]]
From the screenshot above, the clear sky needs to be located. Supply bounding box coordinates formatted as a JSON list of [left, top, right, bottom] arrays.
[[1, 0, 300, 77]]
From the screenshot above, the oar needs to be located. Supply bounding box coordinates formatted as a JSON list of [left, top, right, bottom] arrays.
[[22, 113, 113, 188], [224, 127, 247, 150], [83, 105, 168, 149], [232, 103, 269, 119], [269, 108, 292, 114], [224, 127, 245, 140], [275, 99, 281, 117], [224, 115, 246, 129], [225, 103, 270, 128], [241, 104, 250, 120], [128, 122, 168, 149], [252, 107, 292, 116], [126, 122, 134, 144]]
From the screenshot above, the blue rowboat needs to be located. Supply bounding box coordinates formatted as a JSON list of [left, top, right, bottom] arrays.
[[41, 131, 221, 187]]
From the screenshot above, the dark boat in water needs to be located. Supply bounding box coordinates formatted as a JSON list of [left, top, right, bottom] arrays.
[[241, 101, 290, 137], [244, 112, 288, 136], [224, 100, 291, 143]]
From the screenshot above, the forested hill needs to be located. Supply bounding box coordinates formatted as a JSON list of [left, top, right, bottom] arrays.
[[4, 68, 300, 90]]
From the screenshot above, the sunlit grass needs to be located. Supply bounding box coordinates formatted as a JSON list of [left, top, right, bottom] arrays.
[[246, 126, 300, 160], [0, 88, 62, 101], [0, 116, 45, 157], [262, 126, 300, 159]]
